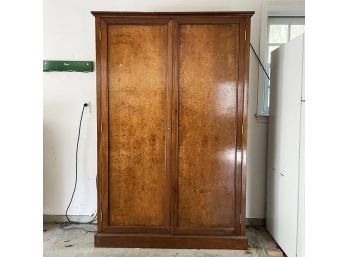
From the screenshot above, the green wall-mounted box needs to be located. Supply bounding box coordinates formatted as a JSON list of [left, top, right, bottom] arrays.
[[43, 60, 93, 72]]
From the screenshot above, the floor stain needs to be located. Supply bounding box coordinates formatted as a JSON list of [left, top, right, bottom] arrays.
[[44, 224, 281, 257]]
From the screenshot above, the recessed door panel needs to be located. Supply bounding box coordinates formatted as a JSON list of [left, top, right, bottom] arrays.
[[107, 24, 169, 229], [176, 24, 240, 232]]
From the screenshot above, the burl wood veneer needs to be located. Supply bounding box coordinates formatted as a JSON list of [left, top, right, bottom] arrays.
[[108, 24, 168, 228], [92, 11, 254, 249]]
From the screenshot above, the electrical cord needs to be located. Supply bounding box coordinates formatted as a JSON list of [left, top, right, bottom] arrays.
[[60, 103, 97, 232], [250, 43, 271, 80]]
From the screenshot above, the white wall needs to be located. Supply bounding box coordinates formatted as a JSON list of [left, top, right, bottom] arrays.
[[43, 0, 302, 218]]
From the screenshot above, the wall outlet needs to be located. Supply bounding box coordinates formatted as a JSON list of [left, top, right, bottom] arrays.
[[83, 100, 91, 113]]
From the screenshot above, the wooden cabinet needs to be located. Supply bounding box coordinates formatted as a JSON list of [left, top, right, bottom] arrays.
[[92, 11, 253, 249]]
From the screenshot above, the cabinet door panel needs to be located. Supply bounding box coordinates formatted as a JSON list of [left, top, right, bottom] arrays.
[[107, 23, 170, 231], [176, 23, 241, 234]]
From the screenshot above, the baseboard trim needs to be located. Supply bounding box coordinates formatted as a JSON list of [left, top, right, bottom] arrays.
[[245, 218, 265, 226], [44, 215, 265, 226], [43, 215, 97, 223]]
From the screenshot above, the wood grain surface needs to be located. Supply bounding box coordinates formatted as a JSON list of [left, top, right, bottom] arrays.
[[93, 12, 253, 249], [177, 24, 239, 229], [107, 24, 168, 226]]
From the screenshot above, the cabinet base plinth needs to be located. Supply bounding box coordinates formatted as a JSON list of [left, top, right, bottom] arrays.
[[94, 233, 248, 249]]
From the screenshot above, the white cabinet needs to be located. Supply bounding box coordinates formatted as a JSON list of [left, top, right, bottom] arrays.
[[266, 34, 305, 257]]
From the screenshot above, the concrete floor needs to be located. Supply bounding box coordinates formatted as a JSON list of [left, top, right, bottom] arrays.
[[43, 224, 281, 257]]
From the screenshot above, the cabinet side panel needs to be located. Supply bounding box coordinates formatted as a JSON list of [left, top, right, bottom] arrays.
[[108, 24, 167, 226], [177, 24, 239, 229]]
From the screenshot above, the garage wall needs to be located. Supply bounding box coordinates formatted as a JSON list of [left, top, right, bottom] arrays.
[[43, 0, 303, 218]]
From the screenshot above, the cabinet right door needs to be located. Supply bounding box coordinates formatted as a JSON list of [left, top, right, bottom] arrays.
[[172, 17, 246, 235]]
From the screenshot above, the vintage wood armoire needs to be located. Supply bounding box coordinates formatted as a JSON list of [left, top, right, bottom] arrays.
[[92, 11, 253, 249]]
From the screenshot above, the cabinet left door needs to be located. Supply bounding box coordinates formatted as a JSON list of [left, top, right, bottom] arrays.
[[96, 17, 173, 234]]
